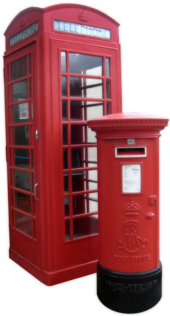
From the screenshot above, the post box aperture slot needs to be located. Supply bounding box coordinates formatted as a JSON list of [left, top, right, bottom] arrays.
[[115, 146, 146, 158]]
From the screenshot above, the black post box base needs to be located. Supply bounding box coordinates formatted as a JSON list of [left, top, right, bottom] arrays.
[[97, 262, 162, 313]]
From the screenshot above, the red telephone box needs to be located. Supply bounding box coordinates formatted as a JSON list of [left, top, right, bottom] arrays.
[[3, 4, 122, 285], [88, 113, 168, 313]]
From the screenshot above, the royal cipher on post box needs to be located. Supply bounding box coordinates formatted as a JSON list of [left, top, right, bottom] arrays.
[[88, 113, 168, 313], [3, 4, 122, 285]]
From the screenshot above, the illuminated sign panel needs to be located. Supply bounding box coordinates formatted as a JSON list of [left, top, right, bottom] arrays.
[[54, 20, 111, 39], [10, 22, 38, 46]]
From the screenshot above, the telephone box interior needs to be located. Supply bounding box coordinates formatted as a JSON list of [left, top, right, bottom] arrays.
[[4, 4, 122, 285]]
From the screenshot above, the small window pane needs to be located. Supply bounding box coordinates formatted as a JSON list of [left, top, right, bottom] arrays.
[[64, 173, 69, 192], [8, 86, 10, 103], [63, 125, 68, 145], [69, 53, 103, 76], [29, 54, 32, 74], [73, 215, 98, 239], [31, 150, 34, 169], [86, 102, 103, 120], [14, 170, 30, 191], [62, 76, 67, 96], [63, 149, 69, 169], [15, 192, 31, 214], [13, 126, 29, 146], [70, 77, 103, 99], [12, 80, 28, 102], [62, 100, 67, 120], [70, 100, 84, 121], [72, 171, 86, 192], [88, 147, 97, 165], [105, 58, 110, 77], [7, 64, 9, 82], [65, 220, 71, 241], [106, 80, 111, 99], [71, 125, 85, 145], [71, 148, 82, 169], [64, 196, 70, 216], [61, 52, 66, 72], [29, 78, 32, 98], [16, 212, 32, 237], [13, 103, 29, 123], [14, 149, 30, 169], [106, 102, 111, 114], [11, 56, 27, 80]]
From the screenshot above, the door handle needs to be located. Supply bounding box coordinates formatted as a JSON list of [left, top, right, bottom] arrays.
[[34, 182, 39, 202]]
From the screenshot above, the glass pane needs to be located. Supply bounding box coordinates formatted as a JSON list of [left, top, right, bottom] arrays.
[[63, 149, 69, 169], [71, 148, 82, 169], [106, 80, 111, 99], [10, 169, 13, 186], [71, 125, 85, 145], [61, 52, 66, 72], [16, 212, 32, 237], [88, 192, 98, 213], [14, 149, 30, 169], [15, 191, 31, 214], [33, 197, 36, 216], [29, 54, 32, 74], [7, 64, 9, 82], [14, 170, 30, 191], [11, 56, 27, 80], [8, 86, 10, 103], [8, 106, 11, 123], [88, 170, 98, 189], [29, 78, 32, 98], [72, 171, 86, 192], [87, 127, 96, 143], [13, 103, 28, 123], [62, 76, 67, 96], [64, 196, 70, 216], [88, 147, 97, 165], [86, 102, 103, 120], [62, 100, 67, 120], [31, 102, 33, 121], [64, 173, 69, 192], [106, 102, 111, 114], [73, 194, 86, 215], [73, 215, 98, 239], [105, 58, 110, 77], [11, 190, 14, 206], [32, 173, 35, 193], [12, 80, 28, 102], [70, 100, 84, 121], [63, 125, 68, 145], [65, 220, 71, 241], [69, 53, 103, 75], [31, 149, 34, 169], [70, 77, 103, 98], [13, 126, 29, 146]]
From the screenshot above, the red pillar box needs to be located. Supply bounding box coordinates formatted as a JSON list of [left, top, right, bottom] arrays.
[[3, 4, 122, 285], [88, 113, 168, 313]]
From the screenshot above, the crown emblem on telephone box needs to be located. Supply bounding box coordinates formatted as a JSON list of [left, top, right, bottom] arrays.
[[78, 11, 89, 22]]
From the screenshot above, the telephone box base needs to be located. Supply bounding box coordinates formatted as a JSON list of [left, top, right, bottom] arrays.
[[97, 262, 162, 313]]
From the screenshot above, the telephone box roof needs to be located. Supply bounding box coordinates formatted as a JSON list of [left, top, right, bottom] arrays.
[[0, 0, 123, 37]]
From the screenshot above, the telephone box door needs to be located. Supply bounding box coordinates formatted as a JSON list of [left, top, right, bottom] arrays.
[[51, 40, 121, 270], [4, 43, 41, 267]]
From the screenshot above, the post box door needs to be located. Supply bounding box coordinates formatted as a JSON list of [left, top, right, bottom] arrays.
[[99, 139, 159, 273], [51, 40, 121, 269], [4, 44, 41, 266]]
